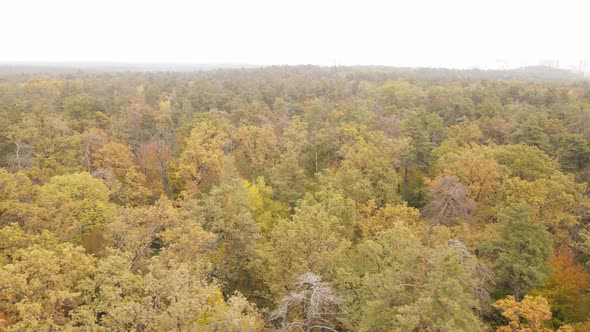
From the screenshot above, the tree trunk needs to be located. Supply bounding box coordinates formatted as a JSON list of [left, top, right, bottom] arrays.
[[402, 166, 409, 201], [514, 280, 521, 302]]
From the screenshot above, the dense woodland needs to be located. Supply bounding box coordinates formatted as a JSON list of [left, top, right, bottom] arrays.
[[1, 66, 590, 331]]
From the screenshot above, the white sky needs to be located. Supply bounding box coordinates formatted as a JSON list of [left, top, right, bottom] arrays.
[[2, 0, 589, 68]]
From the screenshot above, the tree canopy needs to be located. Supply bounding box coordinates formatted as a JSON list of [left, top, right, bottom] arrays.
[[1, 66, 590, 331]]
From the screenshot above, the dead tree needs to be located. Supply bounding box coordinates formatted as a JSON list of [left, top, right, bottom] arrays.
[[270, 273, 348, 332], [423, 175, 476, 229]]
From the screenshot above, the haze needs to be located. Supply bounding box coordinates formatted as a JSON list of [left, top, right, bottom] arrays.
[[3, 0, 589, 69]]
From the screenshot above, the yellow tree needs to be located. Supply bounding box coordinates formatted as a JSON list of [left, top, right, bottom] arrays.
[[243, 176, 289, 235], [232, 124, 279, 176], [107, 198, 180, 271], [357, 199, 420, 239], [0, 169, 40, 227], [177, 121, 228, 197], [0, 241, 95, 330], [493, 295, 553, 332], [492, 174, 587, 245], [93, 141, 152, 205], [436, 146, 504, 205]]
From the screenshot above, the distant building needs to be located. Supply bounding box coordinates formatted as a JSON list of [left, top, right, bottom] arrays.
[[563, 60, 589, 76], [539, 59, 560, 68], [578, 60, 589, 76]]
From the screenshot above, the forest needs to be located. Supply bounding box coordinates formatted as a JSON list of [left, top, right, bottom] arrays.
[[1, 65, 590, 331]]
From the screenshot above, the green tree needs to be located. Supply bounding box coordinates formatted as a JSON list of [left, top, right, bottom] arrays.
[[62, 93, 97, 133], [557, 133, 590, 174], [186, 157, 261, 296], [482, 203, 552, 301], [510, 113, 552, 152], [257, 197, 348, 301], [337, 225, 486, 331], [33, 172, 115, 243], [493, 144, 560, 181]]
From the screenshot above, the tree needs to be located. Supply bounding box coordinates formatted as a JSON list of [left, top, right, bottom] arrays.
[[493, 295, 553, 332], [491, 174, 587, 245], [244, 176, 289, 235], [269, 150, 307, 207], [143, 258, 263, 332], [510, 113, 552, 152], [270, 273, 348, 332], [340, 226, 486, 331], [400, 108, 445, 171], [72, 255, 264, 331], [423, 175, 476, 229], [482, 204, 552, 301], [435, 146, 503, 204], [0, 242, 96, 330], [357, 200, 420, 239], [534, 248, 590, 323], [186, 157, 261, 296], [80, 128, 107, 172], [71, 251, 146, 330], [336, 123, 401, 206], [0, 169, 39, 227], [269, 117, 308, 207], [177, 121, 228, 197], [62, 93, 97, 133], [10, 112, 81, 182], [107, 197, 180, 270], [557, 133, 590, 174], [493, 144, 560, 182], [257, 197, 348, 300], [33, 172, 115, 243], [138, 135, 175, 197], [93, 141, 151, 205], [376, 81, 425, 115], [232, 124, 279, 176]]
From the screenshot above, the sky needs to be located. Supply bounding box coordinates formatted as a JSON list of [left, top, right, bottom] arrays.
[[2, 0, 589, 69]]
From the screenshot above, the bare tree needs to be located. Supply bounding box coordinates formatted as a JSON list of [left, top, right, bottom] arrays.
[[7, 140, 33, 172], [423, 175, 476, 229], [80, 129, 106, 172], [270, 273, 348, 332]]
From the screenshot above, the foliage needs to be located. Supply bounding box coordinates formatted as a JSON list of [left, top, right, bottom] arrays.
[[493, 295, 553, 332], [1, 66, 589, 329], [482, 203, 553, 301]]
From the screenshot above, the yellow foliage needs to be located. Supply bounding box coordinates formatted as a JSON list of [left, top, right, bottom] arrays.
[[493, 295, 553, 332], [358, 200, 420, 239]]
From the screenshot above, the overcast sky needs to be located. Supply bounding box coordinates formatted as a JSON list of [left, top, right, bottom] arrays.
[[2, 0, 589, 69]]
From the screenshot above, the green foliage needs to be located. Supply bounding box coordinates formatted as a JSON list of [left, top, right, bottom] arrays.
[[336, 225, 486, 331], [34, 172, 115, 242], [186, 157, 262, 297], [1, 67, 590, 329], [557, 133, 590, 174], [482, 203, 553, 301], [62, 93, 97, 132], [493, 144, 560, 181]]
